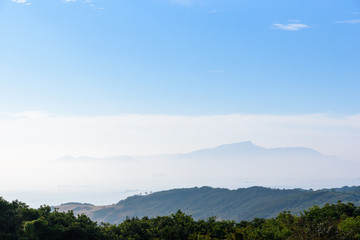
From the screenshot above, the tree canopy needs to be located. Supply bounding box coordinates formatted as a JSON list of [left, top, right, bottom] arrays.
[[1, 196, 360, 239]]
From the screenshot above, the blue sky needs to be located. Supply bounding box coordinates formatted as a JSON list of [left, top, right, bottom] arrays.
[[1, 0, 360, 204], [1, 0, 359, 116]]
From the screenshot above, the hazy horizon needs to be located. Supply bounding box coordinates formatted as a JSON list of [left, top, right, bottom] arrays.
[[2, 140, 360, 208], [1, 0, 359, 207]]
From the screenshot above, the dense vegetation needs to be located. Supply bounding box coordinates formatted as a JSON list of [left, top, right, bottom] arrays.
[[58, 186, 360, 224], [2, 196, 360, 239]]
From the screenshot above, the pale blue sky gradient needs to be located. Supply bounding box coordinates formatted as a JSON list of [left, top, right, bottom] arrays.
[[1, 0, 360, 205], [1, 0, 359, 116]]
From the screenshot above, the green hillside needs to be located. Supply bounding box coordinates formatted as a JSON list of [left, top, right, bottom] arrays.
[[57, 186, 360, 224]]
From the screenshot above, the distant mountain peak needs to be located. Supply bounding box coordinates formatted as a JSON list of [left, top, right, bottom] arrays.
[[215, 141, 261, 148], [188, 141, 258, 151], [209, 141, 325, 156]]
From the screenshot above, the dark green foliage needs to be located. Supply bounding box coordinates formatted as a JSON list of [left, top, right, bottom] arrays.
[[1, 197, 360, 239], [0, 197, 40, 240], [23, 210, 103, 240]]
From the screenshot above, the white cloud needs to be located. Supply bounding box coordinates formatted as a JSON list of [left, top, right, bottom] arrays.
[[12, 0, 28, 3], [272, 23, 310, 31], [335, 19, 360, 24]]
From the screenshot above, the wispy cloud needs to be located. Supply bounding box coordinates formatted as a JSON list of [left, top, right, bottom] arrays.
[[272, 23, 310, 31], [12, 0, 31, 4], [335, 19, 360, 24]]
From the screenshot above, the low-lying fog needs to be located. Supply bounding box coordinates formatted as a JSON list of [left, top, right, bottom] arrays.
[[2, 142, 360, 207], [1, 113, 360, 207]]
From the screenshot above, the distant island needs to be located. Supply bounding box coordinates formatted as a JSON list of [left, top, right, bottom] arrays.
[[54, 141, 360, 192]]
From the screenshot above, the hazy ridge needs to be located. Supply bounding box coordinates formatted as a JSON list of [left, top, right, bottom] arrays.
[[56, 185, 360, 224]]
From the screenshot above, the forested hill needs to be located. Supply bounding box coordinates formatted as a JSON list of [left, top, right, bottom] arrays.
[[3, 197, 360, 239], [56, 186, 360, 224]]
